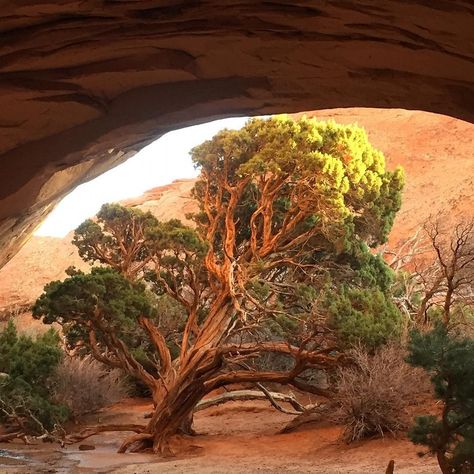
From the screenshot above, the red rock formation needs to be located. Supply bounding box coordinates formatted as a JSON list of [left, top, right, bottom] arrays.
[[1, 1, 473, 268], [0, 109, 472, 313]]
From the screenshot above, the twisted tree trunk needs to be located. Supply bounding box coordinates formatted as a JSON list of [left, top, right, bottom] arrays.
[[119, 301, 232, 454], [119, 363, 216, 454]]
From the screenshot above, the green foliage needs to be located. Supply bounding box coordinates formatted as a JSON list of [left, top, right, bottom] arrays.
[[0, 321, 67, 434], [327, 286, 402, 350], [73, 203, 156, 266], [407, 325, 474, 472], [144, 219, 207, 297], [346, 243, 394, 292], [33, 267, 155, 350], [192, 115, 404, 250], [32, 267, 187, 395]]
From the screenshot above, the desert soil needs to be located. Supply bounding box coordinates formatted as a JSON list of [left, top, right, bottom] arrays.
[[0, 398, 439, 474]]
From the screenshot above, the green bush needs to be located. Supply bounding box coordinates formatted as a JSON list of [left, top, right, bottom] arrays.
[[0, 321, 68, 434], [407, 324, 474, 473], [327, 286, 402, 351]]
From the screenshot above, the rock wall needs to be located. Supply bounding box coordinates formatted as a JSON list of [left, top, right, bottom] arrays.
[[1, 1, 473, 267]]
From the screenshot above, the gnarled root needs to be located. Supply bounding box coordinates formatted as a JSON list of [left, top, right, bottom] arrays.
[[118, 432, 153, 453], [279, 403, 335, 433], [151, 432, 175, 456]]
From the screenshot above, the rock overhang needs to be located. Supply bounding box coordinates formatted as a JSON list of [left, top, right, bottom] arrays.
[[1, 0, 473, 267]]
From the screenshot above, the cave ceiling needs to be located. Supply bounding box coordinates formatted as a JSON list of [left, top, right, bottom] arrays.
[[0, 0, 473, 267]]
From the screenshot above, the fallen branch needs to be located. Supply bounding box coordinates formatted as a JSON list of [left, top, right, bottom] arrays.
[[0, 431, 26, 443], [279, 403, 335, 433], [255, 383, 304, 415], [195, 389, 305, 415]]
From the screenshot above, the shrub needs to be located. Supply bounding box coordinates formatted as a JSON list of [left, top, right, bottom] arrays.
[[51, 356, 130, 419], [327, 286, 403, 351], [334, 343, 428, 442], [407, 324, 474, 474], [0, 320, 67, 435]]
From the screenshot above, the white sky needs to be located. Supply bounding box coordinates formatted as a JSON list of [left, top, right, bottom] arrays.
[[36, 117, 249, 237]]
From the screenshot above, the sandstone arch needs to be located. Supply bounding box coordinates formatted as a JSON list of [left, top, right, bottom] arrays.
[[1, 1, 473, 267]]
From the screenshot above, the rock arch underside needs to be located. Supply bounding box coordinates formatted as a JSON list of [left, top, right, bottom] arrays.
[[1, 0, 473, 268]]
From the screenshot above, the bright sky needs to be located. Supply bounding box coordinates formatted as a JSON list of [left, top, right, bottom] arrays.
[[36, 117, 249, 237]]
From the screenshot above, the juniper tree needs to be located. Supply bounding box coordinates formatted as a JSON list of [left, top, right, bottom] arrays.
[[407, 325, 474, 473], [33, 116, 403, 453], [0, 321, 67, 438]]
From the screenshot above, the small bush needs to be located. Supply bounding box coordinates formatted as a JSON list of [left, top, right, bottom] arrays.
[[333, 343, 428, 442], [0, 320, 67, 435], [51, 356, 130, 419]]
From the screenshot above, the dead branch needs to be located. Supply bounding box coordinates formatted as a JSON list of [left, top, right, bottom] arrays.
[[255, 382, 305, 414], [194, 389, 305, 415], [0, 431, 26, 443], [279, 402, 335, 433]]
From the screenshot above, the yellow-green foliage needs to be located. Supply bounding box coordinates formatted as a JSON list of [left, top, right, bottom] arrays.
[[192, 115, 404, 249]]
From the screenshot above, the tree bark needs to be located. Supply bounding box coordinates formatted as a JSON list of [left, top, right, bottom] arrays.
[[124, 379, 207, 454], [436, 450, 452, 474], [119, 341, 224, 454], [114, 299, 337, 454]]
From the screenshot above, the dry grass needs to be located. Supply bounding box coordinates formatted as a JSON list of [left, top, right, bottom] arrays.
[[51, 356, 130, 419], [333, 343, 430, 442]]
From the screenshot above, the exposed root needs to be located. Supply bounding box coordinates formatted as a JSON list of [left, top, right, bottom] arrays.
[[385, 460, 395, 474], [152, 435, 174, 457], [279, 403, 335, 433], [65, 424, 145, 445], [118, 432, 153, 453]]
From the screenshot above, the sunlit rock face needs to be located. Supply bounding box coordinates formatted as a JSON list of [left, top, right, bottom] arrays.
[[1, 1, 473, 267]]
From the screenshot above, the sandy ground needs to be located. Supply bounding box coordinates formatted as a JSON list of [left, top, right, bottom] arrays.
[[0, 398, 439, 474]]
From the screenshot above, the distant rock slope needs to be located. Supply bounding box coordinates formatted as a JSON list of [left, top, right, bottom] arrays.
[[0, 179, 196, 313], [0, 109, 473, 313], [305, 109, 474, 247]]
